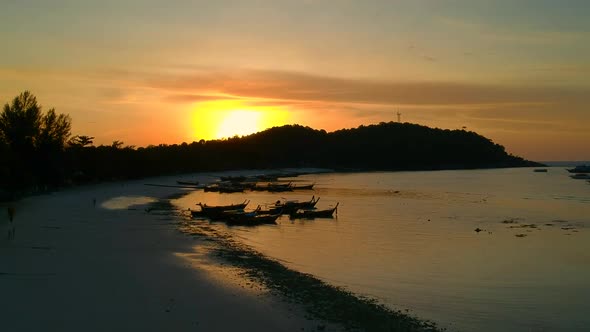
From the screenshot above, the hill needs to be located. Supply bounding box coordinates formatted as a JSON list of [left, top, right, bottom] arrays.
[[1, 121, 541, 196]]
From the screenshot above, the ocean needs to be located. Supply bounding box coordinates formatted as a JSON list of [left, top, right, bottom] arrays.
[[174, 167, 590, 331]]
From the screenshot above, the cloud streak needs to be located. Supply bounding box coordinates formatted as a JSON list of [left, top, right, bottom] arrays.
[[139, 68, 589, 108]]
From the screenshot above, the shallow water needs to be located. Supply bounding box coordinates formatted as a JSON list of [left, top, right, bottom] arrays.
[[174, 168, 590, 331], [101, 195, 157, 210]]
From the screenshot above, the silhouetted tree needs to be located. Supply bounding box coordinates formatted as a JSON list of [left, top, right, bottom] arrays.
[[69, 135, 95, 147], [0, 91, 71, 190], [111, 140, 124, 149]]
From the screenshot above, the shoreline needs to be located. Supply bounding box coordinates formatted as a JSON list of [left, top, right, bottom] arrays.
[[1, 168, 442, 331], [1, 162, 544, 203], [0, 170, 334, 331], [174, 210, 441, 332], [167, 170, 442, 331]]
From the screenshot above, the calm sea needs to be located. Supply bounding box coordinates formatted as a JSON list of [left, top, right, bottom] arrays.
[[174, 168, 590, 331]]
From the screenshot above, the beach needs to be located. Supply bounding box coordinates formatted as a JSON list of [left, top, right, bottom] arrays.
[[0, 172, 335, 332]]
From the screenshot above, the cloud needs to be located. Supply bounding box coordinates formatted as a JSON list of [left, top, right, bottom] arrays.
[[141, 68, 589, 107], [164, 94, 241, 103]]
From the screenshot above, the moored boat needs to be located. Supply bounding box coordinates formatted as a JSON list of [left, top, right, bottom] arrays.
[[196, 200, 250, 212], [176, 180, 200, 186], [567, 165, 590, 173], [570, 173, 590, 180], [226, 213, 281, 225], [219, 175, 248, 182], [274, 196, 320, 214], [290, 203, 339, 219], [291, 183, 315, 190]]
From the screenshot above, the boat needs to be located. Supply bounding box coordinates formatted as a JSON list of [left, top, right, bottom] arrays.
[[204, 184, 221, 192], [218, 186, 245, 193], [273, 196, 320, 214], [193, 201, 250, 220], [267, 186, 293, 193], [290, 203, 339, 219], [253, 205, 283, 215], [533, 169, 548, 173], [219, 175, 248, 182], [567, 165, 590, 173], [290, 183, 315, 190], [255, 174, 279, 182], [196, 200, 250, 212], [204, 183, 247, 193], [570, 174, 590, 180], [226, 213, 281, 225], [250, 182, 294, 192], [176, 180, 200, 186]]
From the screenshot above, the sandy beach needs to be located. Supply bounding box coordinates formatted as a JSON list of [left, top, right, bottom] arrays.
[[0, 171, 334, 332]]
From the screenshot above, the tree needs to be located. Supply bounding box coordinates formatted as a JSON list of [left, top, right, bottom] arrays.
[[0, 91, 41, 154], [0, 91, 72, 189], [111, 140, 124, 149], [69, 135, 95, 147]]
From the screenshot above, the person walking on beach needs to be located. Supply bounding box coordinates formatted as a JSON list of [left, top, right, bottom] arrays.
[[7, 206, 15, 240]]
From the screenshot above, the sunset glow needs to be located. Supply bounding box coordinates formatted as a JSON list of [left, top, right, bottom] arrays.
[[188, 100, 290, 140], [217, 110, 262, 139], [1, 1, 589, 160]]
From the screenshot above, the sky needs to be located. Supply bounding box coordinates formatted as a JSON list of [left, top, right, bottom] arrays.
[[1, 0, 589, 161]]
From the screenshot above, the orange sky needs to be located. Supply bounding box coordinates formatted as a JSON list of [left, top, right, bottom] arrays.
[[1, 1, 589, 161]]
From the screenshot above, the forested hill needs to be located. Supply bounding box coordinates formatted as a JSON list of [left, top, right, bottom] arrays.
[[65, 122, 538, 185], [1, 118, 541, 196], [204, 122, 539, 171]]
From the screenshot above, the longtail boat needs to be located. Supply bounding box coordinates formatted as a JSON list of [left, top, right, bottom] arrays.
[[219, 175, 248, 182], [290, 203, 339, 219], [273, 196, 320, 214], [291, 183, 314, 190], [176, 180, 200, 186], [226, 213, 281, 225], [196, 200, 250, 212]]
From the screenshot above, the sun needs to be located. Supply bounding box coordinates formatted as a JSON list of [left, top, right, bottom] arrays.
[[187, 99, 290, 141], [217, 110, 262, 138]]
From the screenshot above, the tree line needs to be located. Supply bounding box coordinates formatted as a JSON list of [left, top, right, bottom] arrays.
[[0, 91, 539, 199]]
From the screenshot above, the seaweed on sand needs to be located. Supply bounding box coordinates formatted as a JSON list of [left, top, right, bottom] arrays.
[[179, 223, 442, 332], [147, 191, 443, 331]]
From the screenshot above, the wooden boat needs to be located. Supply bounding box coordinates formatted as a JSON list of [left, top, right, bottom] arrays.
[[226, 213, 281, 225], [290, 203, 339, 219], [218, 186, 245, 193], [204, 184, 221, 192], [274, 196, 320, 214], [533, 169, 547, 173], [250, 182, 293, 192], [253, 205, 283, 215], [196, 200, 250, 212], [190, 209, 206, 218], [176, 180, 200, 186], [567, 165, 590, 173], [219, 175, 248, 182], [204, 183, 247, 193], [267, 186, 293, 192], [291, 183, 315, 190], [255, 174, 279, 181], [268, 182, 291, 188]]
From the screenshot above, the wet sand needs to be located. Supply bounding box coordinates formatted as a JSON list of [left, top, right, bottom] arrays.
[[0, 172, 332, 332]]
